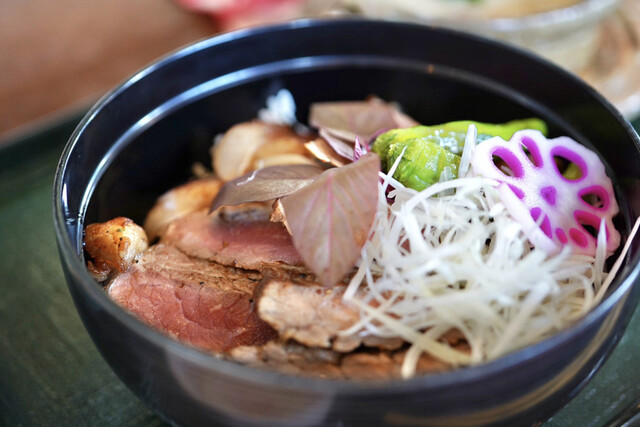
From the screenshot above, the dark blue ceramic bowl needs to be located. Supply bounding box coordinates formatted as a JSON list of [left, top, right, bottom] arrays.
[[53, 19, 640, 426]]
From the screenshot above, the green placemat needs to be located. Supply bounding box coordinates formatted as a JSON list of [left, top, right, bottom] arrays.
[[0, 120, 164, 427], [0, 116, 639, 426]]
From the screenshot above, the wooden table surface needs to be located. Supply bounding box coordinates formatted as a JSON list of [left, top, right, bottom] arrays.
[[0, 0, 216, 145]]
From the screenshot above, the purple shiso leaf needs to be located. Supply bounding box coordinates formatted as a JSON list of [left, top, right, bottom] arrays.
[[319, 128, 355, 160], [210, 164, 325, 212], [353, 136, 366, 161], [281, 153, 381, 287], [309, 99, 419, 161], [309, 99, 418, 140]]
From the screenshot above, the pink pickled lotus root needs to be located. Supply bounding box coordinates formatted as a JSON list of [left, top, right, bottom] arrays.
[[471, 130, 620, 256]]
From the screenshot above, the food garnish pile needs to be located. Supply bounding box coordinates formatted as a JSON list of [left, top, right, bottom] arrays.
[[84, 90, 630, 380]]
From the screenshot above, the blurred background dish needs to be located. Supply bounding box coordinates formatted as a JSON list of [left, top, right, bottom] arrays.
[[305, 0, 619, 72], [175, 0, 640, 119], [582, 0, 640, 118], [301, 0, 640, 118]]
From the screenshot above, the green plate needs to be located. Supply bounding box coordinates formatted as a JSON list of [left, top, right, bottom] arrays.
[[1, 116, 638, 426]]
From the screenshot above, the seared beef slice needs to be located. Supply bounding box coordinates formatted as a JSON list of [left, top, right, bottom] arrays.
[[256, 278, 359, 349], [108, 244, 277, 352], [162, 207, 303, 270], [230, 341, 451, 380], [256, 278, 404, 352]]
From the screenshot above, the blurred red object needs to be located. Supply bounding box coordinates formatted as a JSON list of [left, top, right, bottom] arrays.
[[174, 0, 305, 30]]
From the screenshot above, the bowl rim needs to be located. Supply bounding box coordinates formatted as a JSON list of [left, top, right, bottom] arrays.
[[53, 17, 640, 395]]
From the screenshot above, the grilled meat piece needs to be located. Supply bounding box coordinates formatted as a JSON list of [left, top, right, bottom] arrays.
[[87, 211, 414, 359], [143, 177, 223, 242], [256, 277, 358, 349], [161, 206, 304, 271], [230, 341, 343, 379], [229, 340, 454, 380], [213, 120, 312, 181], [108, 244, 277, 352], [85, 217, 148, 282], [256, 277, 404, 353]]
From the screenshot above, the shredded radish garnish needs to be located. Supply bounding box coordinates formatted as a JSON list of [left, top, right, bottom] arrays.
[[457, 124, 477, 178], [343, 170, 619, 378]]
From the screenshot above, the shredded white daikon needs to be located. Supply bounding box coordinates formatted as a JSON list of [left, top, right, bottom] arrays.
[[342, 160, 613, 378]]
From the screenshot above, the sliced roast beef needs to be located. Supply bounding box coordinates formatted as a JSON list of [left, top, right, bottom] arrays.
[[256, 277, 358, 349], [229, 340, 454, 380], [340, 347, 451, 379], [255, 277, 404, 353], [108, 244, 277, 352], [143, 177, 223, 242], [230, 341, 343, 379], [161, 206, 304, 271]]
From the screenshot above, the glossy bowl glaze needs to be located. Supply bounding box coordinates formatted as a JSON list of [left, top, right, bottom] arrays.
[[53, 19, 640, 426]]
